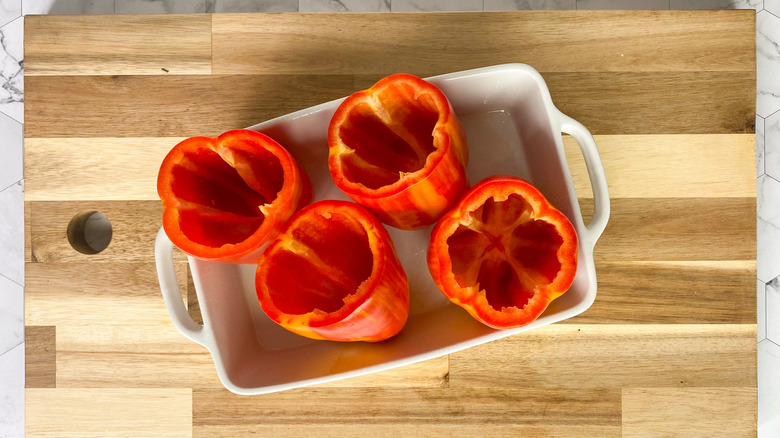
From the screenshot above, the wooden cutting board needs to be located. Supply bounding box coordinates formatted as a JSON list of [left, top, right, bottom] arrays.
[[23, 11, 757, 437]]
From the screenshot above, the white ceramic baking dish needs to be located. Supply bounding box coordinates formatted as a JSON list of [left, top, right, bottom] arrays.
[[155, 63, 609, 395]]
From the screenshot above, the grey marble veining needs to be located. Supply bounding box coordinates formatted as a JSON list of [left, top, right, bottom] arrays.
[[766, 0, 780, 16], [576, 0, 670, 9], [0, 342, 23, 437], [116, 0, 299, 13], [758, 11, 780, 117], [299, 0, 390, 12], [765, 110, 780, 180], [670, 0, 762, 10], [0, 16, 21, 124], [0, 112, 21, 191], [758, 175, 780, 283], [0, 0, 20, 27], [391, 0, 483, 12], [215, 0, 297, 12], [0, 1, 778, 436], [23, 0, 114, 14], [0, 182, 22, 287], [116, 0, 213, 14], [767, 277, 780, 342], [484, 0, 576, 9], [758, 115, 766, 177], [760, 280, 767, 341], [759, 340, 780, 433], [0, 274, 22, 356]]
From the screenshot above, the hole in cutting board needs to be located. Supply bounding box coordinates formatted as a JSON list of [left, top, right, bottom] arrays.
[[67, 211, 112, 254]]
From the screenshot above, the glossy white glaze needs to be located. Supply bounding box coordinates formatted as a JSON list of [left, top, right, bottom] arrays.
[[156, 64, 609, 395]]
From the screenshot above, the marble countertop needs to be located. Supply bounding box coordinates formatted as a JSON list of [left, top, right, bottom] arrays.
[[2, 1, 779, 437]]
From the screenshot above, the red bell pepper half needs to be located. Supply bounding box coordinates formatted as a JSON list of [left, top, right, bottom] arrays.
[[328, 73, 469, 230], [157, 129, 312, 264], [428, 176, 578, 329], [256, 200, 410, 342]]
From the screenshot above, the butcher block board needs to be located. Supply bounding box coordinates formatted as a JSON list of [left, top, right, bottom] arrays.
[[24, 11, 757, 437]]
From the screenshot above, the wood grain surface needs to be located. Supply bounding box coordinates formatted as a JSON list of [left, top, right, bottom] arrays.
[[622, 387, 757, 437], [26, 388, 193, 437], [24, 11, 756, 437], [24, 15, 212, 76]]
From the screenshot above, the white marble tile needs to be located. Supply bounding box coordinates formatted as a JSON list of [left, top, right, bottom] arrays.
[[116, 0, 212, 13], [0, 342, 23, 438], [215, 0, 297, 12], [299, 0, 389, 12], [759, 340, 780, 437], [484, 0, 575, 9], [0, 16, 21, 124], [0, 0, 20, 28], [391, 0, 483, 12], [758, 176, 780, 283], [0, 112, 21, 191], [760, 279, 767, 341], [758, 11, 780, 118], [768, 277, 780, 343], [23, 0, 114, 14], [576, 0, 670, 9], [758, 115, 766, 177], [766, 0, 780, 17], [0, 182, 22, 286], [766, 110, 780, 180], [670, 0, 762, 10], [0, 274, 22, 357]]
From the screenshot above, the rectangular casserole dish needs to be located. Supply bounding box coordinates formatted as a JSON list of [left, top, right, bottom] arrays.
[[155, 63, 610, 395]]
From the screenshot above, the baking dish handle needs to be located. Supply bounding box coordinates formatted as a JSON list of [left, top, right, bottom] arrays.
[[558, 112, 610, 241], [154, 227, 207, 347]]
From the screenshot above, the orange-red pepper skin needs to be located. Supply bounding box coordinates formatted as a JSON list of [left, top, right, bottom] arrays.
[[428, 175, 578, 329], [328, 73, 469, 230], [256, 200, 410, 342], [157, 129, 312, 264]]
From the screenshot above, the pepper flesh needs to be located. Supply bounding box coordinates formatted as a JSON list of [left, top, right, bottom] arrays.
[[157, 129, 312, 264], [328, 73, 469, 230], [256, 200, 410, 342], [428, 175, 578, 329]]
